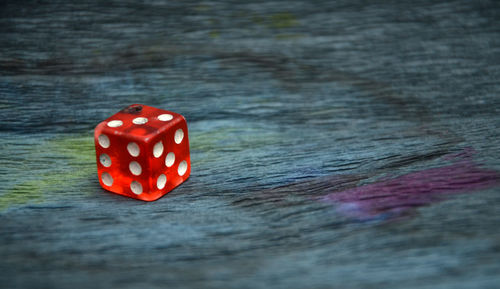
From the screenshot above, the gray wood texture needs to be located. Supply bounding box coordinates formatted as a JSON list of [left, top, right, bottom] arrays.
[[1, 1, 500, 288]]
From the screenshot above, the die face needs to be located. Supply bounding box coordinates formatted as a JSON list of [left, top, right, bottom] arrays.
[[95, 104, 185, 142], [95, 124, 152, 200], [146, 117, 191, 201], [94, 104, 191, 201]]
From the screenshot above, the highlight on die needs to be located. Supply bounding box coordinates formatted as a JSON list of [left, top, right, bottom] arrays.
[[93, 104, 191, 201]]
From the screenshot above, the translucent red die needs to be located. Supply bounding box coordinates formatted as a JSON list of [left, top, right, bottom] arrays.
[[94, 104, 191, 201]]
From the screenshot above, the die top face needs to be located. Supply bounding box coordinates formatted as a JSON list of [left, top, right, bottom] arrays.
[[95, 104, 185, 143], [94, 104, 191, 201]]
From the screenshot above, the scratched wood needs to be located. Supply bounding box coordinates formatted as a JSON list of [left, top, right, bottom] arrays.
[[1, 1, 500, 288]]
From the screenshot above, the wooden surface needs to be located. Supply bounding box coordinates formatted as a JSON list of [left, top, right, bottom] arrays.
[[1, 1, 500, 288]]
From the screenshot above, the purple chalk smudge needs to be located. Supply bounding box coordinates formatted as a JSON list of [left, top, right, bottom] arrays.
[[320, 150, 500, 220]]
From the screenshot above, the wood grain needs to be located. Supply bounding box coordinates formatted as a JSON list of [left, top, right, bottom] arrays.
[[1, 1, 500, 288]]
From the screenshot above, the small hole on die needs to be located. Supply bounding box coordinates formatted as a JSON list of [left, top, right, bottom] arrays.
[[130, 181, 143, 195], [107, 120, 123, 127], [178, 160, 188, 176], [165, 152, 175, 167], [98, 134, 110, 148], [132, 117, 148, 125], [99, 154, 112, 167], [127, 142, 140, 157], [158, 114, 173, 121], [129, 161, 142, 176], [101, 172, 113, 186], [174, 129, 184, 144], [157, 174, 167, 189], [153, 141, 164, 158]]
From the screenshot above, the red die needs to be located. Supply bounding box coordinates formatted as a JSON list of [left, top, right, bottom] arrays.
[[94, 104, 191, 201]]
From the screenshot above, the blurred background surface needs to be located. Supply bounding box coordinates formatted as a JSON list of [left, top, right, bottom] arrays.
[[1, 1, 500, 288]]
